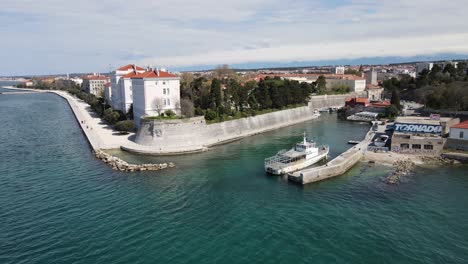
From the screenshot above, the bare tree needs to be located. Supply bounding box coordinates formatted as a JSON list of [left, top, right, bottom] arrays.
[[180, 98, 195, 117]]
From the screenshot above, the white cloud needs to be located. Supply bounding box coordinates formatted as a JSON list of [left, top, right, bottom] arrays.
[[0, 0, 467, 75]]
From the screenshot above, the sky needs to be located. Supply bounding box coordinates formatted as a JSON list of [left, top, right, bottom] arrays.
[[1, 0, 468, 76]]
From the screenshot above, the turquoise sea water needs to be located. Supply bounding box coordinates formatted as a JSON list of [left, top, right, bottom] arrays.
[[1, 87, 468, 263]]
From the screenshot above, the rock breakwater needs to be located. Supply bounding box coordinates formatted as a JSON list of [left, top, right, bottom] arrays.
[[94, 150, 175, 172], [386, 159, 415, 184]]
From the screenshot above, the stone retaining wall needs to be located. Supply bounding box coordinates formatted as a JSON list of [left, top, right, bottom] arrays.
[[289, 141, 367, 184], [130, 94, 353, 153]]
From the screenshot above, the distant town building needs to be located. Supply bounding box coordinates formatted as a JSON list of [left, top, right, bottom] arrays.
[[22, 81, 34, 87], [82, 74, 109, 97], [364, 68, 378, 86], [255, 74, 366, 93], [70, 77, 83, 86], [131, 68, 181, 126], [331, 66, 345, 75], [366, 84, 384, 101], [415, 62, 434, 74], [345, 97, 369, 108], [111, 64, 146, 112]]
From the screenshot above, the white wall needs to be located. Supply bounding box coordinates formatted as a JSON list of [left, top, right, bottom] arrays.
[[450, 128, 468, 140], [132, 77, 181, 126], [104, 86, 112, 104], [111, 75, 122, 110], [120, 78, 133, 113]]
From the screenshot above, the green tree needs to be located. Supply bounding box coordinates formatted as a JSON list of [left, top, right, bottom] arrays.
[[385, 105, 399, 118], [204, 109, 217, 121], [114, 120, 135, 133], [103, 108, 120, 124], [344, 69, 361, 76], [315, 76, 327, 94], [390, 89, 402, 110], [210, 78, 222, 109], [164, 109, 176, 117]]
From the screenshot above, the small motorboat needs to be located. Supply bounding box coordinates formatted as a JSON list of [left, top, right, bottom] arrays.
[[374, 135, 389, 147]]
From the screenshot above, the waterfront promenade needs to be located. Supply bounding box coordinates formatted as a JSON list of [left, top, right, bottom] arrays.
[[3, 86, 348, 155], [3, 86, 139, 151]]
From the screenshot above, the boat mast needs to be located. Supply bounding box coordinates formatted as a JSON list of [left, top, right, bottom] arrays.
[[303, 131, 306, 145]]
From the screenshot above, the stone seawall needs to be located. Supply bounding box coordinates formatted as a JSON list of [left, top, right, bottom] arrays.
[[288, 141, 367, 184], [288, 129, 373, 185], [121, 94, 354, 155], [125, 93, 354, 154]]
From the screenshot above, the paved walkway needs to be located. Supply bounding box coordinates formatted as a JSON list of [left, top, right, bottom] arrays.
[[3, 86, 141, 151], [53, 90, 137, 150]]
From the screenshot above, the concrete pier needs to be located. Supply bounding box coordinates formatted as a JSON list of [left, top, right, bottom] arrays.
[[288, 130, 374, 184]]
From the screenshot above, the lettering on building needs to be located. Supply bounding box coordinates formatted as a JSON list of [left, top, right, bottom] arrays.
[[394, 123, 442, 134]]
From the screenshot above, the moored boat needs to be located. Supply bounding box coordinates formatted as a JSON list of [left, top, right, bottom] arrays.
[[373, 135, 389, 147], [265, 133, 329, 175]]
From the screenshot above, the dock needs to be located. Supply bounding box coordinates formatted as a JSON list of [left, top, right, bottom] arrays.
[[288, 130, 374, 184]]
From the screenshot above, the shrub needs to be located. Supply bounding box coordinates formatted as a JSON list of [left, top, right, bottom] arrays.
[[164, 109, 176, 117], [115, 120, 135, 133], [103, 108, 120, 124], [204, 109, 217, 121], [194, 107, 204, 116]]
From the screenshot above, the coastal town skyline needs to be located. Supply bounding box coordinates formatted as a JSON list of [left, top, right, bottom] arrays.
[[1, 0, 468, 75], [2, 0, 468, 261]]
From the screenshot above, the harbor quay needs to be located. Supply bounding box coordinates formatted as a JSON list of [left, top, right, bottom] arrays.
[[289, 128, 374, 184]]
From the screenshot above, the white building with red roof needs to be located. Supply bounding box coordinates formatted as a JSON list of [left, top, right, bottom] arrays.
[[450, 121, 468, 141], [131, 68, 181, 126], [82, 74, 110, 96], [110, 64, 146, 112]]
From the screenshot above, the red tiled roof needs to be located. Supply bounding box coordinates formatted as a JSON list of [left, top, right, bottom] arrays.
[[116, 64, 145, 71], [356, 98, 368, 103], [121, 71, 139, 78], [452, 121, 468, 129], [370, 101, 391, 108], [131, 70, 177, 79]]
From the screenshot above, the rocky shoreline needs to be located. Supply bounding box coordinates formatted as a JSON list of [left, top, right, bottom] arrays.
[[94, 150, 175, 172], [386, 159, 415, 184]]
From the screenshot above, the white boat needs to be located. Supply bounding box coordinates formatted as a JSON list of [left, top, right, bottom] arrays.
[[265, 133, 329, 175], [374, 135, 389, 147]]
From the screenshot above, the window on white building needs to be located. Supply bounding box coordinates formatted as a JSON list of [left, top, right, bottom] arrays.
[[166, 88, 170, 95], [163, 81, 166, 85], [167, 99, 170, 106], [424, 145, 433, 150], [460, 131, 464, 139], [163, 88, 166, 95]]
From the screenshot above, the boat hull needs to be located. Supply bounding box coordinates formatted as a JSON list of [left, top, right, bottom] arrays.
[[265, 150, 329, 175]]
